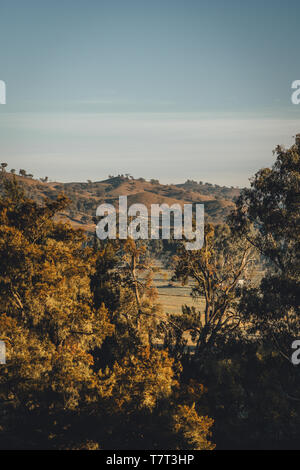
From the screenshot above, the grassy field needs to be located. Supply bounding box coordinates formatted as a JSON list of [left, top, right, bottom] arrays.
[[153, 267, 264, 319], [152, 269, 205, 315]]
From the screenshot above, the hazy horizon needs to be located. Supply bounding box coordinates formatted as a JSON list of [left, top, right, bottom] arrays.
[[1, 0, 300, 186]]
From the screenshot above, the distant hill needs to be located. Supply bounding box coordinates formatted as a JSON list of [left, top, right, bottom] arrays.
[[0, 171, 241, 232]]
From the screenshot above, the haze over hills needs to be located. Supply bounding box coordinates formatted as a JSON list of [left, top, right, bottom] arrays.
[[0, 169, 241, 231]]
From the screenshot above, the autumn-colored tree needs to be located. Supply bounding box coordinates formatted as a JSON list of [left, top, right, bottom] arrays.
[[0, 178, 215, 450], [95, 347, 214, 450], [0, 178, 113, 448], [91, 237, 162, 359]]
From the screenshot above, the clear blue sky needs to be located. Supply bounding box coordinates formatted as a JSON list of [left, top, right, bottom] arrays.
[[0, 0, 299, 185]]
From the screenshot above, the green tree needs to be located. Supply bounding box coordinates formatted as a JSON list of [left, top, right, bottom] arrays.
[[231, 134, 300, 361]]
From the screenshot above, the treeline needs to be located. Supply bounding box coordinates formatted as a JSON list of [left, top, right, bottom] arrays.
[[0, 136, 299, 449]]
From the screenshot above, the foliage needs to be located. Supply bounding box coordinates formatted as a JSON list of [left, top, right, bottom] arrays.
[[0, 178, 214, 450]]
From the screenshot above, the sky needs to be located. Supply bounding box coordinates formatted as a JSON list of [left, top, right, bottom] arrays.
[[0, 0, 299, 186]]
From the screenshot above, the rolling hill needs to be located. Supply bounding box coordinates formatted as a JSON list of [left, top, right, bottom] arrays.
[[0, 171, 241, 232]]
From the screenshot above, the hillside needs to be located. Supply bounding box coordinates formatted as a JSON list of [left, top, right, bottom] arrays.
[[0, 171, 241, 232]]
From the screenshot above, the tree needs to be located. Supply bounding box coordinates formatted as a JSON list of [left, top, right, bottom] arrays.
[[207, 134, 300, 448], [95, 346, 215, 450], [162, 224, 256, 359], [19, 169, 27, 177], [91, 238, 162, 358], [0, 163, 7, 172], [230, 134, 300, 361], [0, 178, 113, 448], [0, 179, 214, 450]]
